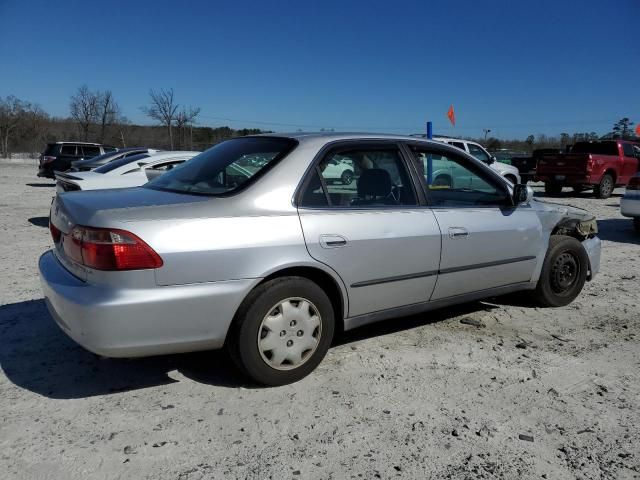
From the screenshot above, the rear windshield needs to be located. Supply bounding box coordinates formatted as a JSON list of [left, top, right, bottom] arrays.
[[145, 137, 298, 195], [94, 153, 150, 173], [571, 141, 619, 156]]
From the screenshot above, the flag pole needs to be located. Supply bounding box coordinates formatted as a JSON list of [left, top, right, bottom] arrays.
[[426, 121, 433, 185]]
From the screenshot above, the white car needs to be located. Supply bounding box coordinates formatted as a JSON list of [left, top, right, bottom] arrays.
[[621, 173, 640, 232], [55, 151, 199, 192], [433, 136, 521, 184], [321, 155, 355, 184]]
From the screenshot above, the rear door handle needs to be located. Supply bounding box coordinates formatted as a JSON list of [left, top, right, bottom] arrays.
[[319, 234, 348, 248], [448, 227, 469, 239]]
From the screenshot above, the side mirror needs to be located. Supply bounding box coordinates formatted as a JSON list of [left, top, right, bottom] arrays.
[[512, 184, 532, 204]]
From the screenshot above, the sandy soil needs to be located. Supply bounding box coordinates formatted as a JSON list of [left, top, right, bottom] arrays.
[[0, 162, 638, 479]]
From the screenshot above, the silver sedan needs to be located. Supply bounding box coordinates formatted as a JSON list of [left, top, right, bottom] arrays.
[[40, 133, 601, 385]]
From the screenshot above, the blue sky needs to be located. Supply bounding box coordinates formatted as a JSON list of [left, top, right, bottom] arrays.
[[1, 0, 638, 139]]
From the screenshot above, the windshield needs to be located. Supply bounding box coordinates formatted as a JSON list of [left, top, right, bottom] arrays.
[[145, 137, 297, 195], [571, 141, 618, 156], [94, 153, 150, 174]]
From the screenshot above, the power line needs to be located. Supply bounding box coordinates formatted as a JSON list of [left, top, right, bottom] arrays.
[[196, 113, 619, 132]]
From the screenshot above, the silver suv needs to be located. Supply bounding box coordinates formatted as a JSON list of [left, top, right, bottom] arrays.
[[40, 133, 600, 385]]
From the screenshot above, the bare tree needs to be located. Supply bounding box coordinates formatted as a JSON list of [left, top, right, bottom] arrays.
[[175, 106, 200, 149], [97, 90, 120, 144], [70, 85, 99, 141], [0, 96, 25, 157], [142, 88, 179, 149]]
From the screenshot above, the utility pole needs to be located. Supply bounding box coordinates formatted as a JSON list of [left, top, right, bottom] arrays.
[[483, 128, 491, 140]]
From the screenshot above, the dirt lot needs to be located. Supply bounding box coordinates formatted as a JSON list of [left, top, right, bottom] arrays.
[[1, 162, 638, 479]]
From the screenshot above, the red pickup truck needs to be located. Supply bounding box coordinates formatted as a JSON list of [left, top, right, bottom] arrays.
[[536, 140, 640, 198]]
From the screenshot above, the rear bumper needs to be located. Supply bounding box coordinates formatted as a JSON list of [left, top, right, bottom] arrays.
[[39, 250, 257, 358], [621, 196, 640, 218], [582, 236, 601, 279]]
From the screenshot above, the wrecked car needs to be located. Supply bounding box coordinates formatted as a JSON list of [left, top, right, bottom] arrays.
[[39, 133, 601, 386]]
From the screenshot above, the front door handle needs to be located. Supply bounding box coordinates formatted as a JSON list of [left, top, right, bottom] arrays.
[[320, 234, 348, 248], [448, 227, 469, 239]]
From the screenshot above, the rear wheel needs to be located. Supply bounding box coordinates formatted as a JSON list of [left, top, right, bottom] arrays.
[[594, 174, 614, 199], [530, 235, 588, 307], [226, 276, 335, 386], [634, 218, 640, 233], [545, 182, 563, 196]]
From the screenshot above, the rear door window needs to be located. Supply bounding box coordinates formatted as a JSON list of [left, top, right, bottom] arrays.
[[81, 145, 101, 158], [301, 146, 417, 207], [60, 145, 77, 155]]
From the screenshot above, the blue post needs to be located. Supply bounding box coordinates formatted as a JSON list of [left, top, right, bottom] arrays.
[[426, 121, 433, 185]]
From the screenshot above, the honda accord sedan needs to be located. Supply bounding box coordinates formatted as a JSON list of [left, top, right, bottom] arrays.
[[40, 133, 601, 385]]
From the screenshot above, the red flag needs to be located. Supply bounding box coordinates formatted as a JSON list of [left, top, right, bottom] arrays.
[[447, 104, 456, 126], [635, 124, 640, 137]]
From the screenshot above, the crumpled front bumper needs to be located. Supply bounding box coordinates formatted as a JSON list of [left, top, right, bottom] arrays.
[[582, 236, 601, 279]]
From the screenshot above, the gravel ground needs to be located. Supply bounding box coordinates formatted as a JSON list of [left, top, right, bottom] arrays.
[[1, 162, 638, 479]]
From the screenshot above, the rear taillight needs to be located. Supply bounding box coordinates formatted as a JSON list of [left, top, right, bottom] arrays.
[[586, 154, 593, 173], [62, 226, 163, 271], [628, 176, 640, 191], [42, 156, 56, 165], [49, 221, 61, 243]]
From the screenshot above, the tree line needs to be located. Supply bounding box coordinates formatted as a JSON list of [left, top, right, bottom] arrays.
[[0, 88, 636, 158], [0, 87, 267, 157]]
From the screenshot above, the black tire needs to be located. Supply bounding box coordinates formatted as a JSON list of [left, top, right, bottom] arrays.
[[341, 170, 354, 185], [530, 235, 589, 307], [545, 182, 563, 196], [594, 174, 614, 199], [634, 218, 640, 233], [226, 276, 335, 386]]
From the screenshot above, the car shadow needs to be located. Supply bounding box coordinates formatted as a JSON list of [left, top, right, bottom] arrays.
[[0, 299, 244, 399], [28, 216, 49, 228], [26, 183, 55, 187], [596, 218, 640, 245], [1, 297, 498, 398]]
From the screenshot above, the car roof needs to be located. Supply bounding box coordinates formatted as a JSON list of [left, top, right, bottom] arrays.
[[256, 131, 459, 146], [51, 141, 103, 145]]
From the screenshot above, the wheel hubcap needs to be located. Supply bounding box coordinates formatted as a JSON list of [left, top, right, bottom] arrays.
[[550, 251, 579, 293], [257, 297, 322, 370]]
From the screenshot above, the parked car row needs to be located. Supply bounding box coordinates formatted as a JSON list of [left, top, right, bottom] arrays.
[[40, 133, 602, 386], [55, 151, 198, 192]]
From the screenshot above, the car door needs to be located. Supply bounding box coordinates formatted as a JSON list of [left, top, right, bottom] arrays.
[[297, 142, 442, 318], [621, 143, 639, 183], [406, 143, 542, 300]]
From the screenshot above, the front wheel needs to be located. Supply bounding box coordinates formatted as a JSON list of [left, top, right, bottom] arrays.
[[226, 276, 335, 386], [529, 235, 589, 307], [341, 170, 354, 185]]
